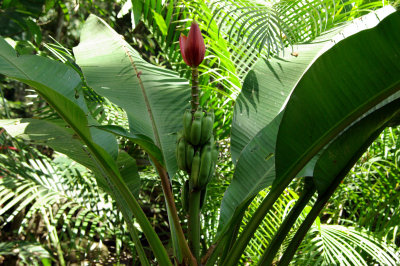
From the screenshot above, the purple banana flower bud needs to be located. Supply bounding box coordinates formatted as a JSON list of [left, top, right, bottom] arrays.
[[179, 22, 205, 67]]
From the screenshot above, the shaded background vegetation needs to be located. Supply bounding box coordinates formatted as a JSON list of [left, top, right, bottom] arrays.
[[0, 0, 399, 265]]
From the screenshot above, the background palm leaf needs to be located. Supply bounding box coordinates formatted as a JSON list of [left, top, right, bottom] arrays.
[[0, 142, 131, 263]]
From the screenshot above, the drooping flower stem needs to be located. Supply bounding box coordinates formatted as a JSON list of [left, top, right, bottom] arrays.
[[191, 67, 200, 113]]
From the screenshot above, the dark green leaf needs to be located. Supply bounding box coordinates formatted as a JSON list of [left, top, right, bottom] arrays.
[[74, 15, 191, 177], [231, 24, 345, 163], [117, 151, 141, 198], [313, 97, 400, 195], [275, 9, 400, 188], [218, 113, 281, 233]]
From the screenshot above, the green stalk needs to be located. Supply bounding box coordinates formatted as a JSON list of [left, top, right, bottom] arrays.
[[220, 218, 242, 263], [258, 178, 316, 265], [203, 199, 250, 265], [188, 189, 201, 262], [221, 179, 290, 266], [204, 237, 224, 266], [191, 67, 199, 113]]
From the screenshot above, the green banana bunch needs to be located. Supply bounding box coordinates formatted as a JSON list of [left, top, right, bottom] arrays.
[[176, 131, 196, 172], [178, 108, 217, 189], [189, 141, 218, 189], [182, 108, 214, 146]]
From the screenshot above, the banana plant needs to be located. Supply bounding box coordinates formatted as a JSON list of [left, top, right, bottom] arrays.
[[1, 5, 400, 266]]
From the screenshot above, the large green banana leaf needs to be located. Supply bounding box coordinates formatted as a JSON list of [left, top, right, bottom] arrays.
[[73, 15, 191, 177], [230, 26, 342, 163], [219, 6, 398, 236], [0, 37, 118, 161], [276, 97, 400, 265], [0, 37, 170, 264], [231, 6, 397, 162], [274, 10, 400, 189], [313, 95, 400, 196]]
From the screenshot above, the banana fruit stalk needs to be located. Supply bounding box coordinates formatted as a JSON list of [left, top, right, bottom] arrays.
[[200, 187, 207, 210]]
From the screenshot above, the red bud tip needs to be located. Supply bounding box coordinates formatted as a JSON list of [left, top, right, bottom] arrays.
[[179, 22, 205, 67]]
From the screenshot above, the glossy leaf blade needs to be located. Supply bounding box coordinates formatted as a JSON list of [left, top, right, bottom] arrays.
[[73, 15, 191, 177], [275, 10, 400, 187], [218, 113, 281, 233], [231, 22, 345, 163], [0, 37, 170, 264], [313, 97, 400, 196]]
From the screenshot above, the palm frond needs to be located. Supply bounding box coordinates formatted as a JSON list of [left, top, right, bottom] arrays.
[[0, 142, 128, 263], [0, 241, 53, 265], [240, 182, 400, 265], [294, 225, 400, 265], [206, 0, 387, 83], [240, 187, 303, 264]]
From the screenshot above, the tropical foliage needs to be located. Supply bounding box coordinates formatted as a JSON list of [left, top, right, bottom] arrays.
[[1, 0, 400, 265]]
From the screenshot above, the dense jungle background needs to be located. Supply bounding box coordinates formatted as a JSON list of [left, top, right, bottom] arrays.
[[0, 0, 400, 265]]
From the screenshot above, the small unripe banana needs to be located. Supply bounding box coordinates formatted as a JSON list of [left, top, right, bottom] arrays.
[[186, 142, 195, 171], [177, 138, 187, 171], [198, 145, 212, 188], [207, 146, 219, 183], [200, 114, 213, 145], [181, 180, 190, 213], [183, 109, 192, 140], [190, 151, 201, 188], [190, 110, 203, 145]]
